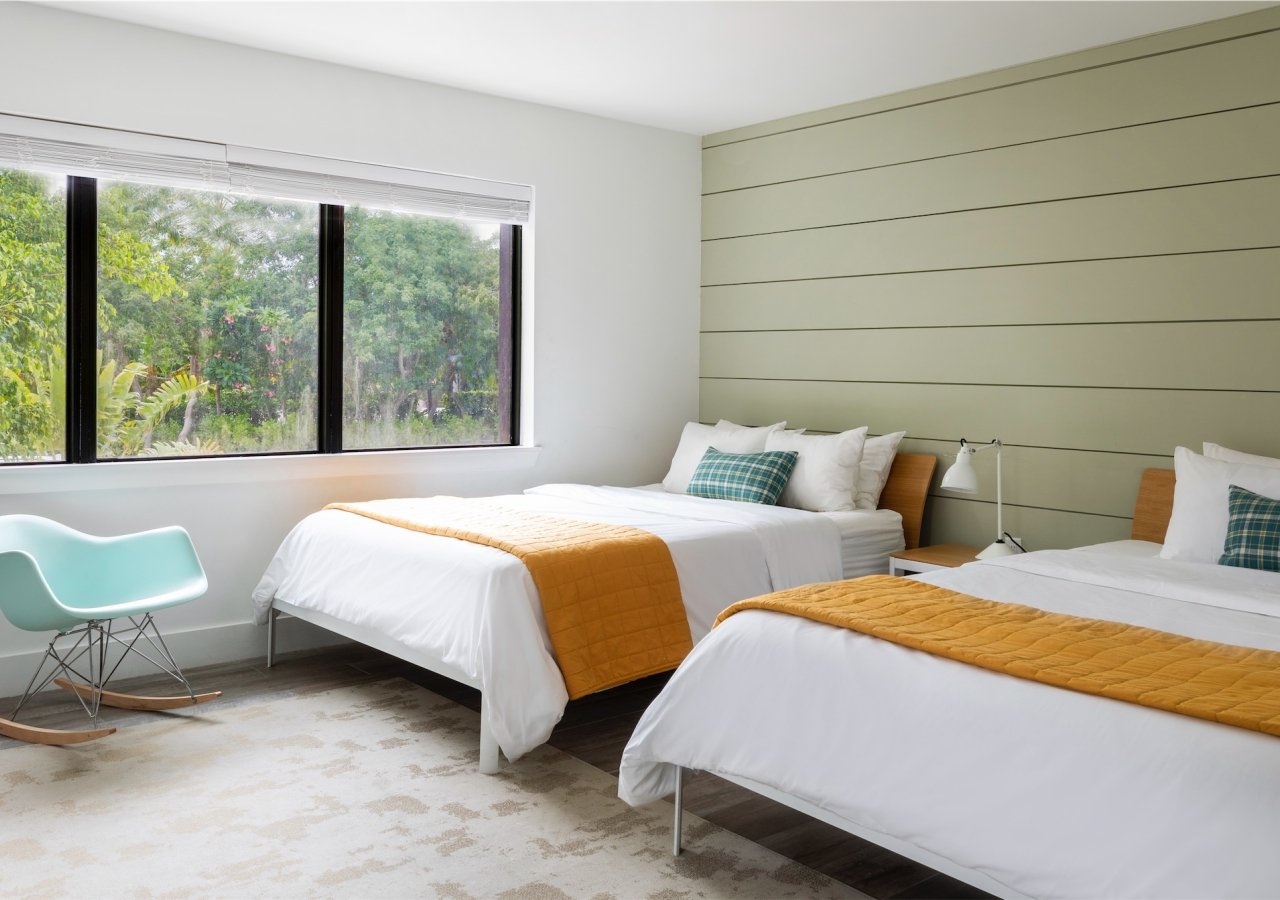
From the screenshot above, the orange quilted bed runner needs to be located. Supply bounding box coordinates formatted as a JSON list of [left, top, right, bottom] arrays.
[[327, 498, 692, 699], [716, 574, 1280, 737]]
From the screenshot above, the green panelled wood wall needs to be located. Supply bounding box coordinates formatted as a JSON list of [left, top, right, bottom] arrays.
[[699, 7, 1280, 549]]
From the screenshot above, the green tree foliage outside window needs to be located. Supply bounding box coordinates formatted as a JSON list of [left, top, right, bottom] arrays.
[[0, 168, 507, 462], [0, 169, 65, 460], [344, 206, 501, 449], [97, 180, 320, 457]]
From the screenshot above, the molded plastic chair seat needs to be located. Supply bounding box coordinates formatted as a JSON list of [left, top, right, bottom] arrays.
[[0, 516, 207, 632], [0, 515, 218, 745]]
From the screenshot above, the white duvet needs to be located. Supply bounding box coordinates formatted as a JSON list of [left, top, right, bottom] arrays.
[[251, 484, 842, 761], [618, 543, 1280, 900]]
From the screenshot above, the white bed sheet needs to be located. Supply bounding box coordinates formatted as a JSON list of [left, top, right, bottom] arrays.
[[825, 508, 903, 577], [618, 545, 1280, 899], [251, 484, 844, 761], [634, 483, 904, 578]]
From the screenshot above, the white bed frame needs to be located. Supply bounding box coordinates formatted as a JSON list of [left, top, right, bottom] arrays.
[[670, 766, 1027, 899], [267, 600, 502, 773]]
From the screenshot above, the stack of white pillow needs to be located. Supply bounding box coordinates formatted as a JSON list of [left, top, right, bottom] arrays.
[[661, 419, 905, 513], [1160, 442, 1280, 564]]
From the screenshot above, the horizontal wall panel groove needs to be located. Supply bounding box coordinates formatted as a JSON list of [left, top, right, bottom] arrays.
[[704, 102, 1280, 199], [704, 246, 1280, 288], [704, 28, 1280, 193], [924, 496, 1131, 550], [703, 378, 1280, 398], [859, 439, 1167, 456], [703, 173, 1278, 245], [701, 250, 1280, 332], [702, 377, 1280, 395], [700, 379, 1280, 459], [704, 10, 1280, 147], [925, 495, 1132, 521], [703, 104, 1280, 240], [901, 438, 1170, 519], [702, 178, 1280, 285], [704, 318, 1280, 335], [700, 322, 1280, 391]]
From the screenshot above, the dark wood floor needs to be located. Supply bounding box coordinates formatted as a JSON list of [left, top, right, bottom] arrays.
[[2, 645, 989, 900]]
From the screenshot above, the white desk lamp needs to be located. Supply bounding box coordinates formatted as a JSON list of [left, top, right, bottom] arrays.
[[940, 438, 1018, 559]]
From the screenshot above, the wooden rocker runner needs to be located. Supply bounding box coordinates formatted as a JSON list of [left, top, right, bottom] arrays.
[[0, 515, 220, 745]]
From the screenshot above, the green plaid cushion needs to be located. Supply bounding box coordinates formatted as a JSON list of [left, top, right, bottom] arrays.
[[1218, 484, 1280, 572], [686, 446, 798, 505]]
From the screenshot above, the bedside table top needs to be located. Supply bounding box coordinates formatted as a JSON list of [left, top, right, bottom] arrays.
[[890, 544, 983, 569]]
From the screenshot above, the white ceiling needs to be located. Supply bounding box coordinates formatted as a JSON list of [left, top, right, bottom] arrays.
[[50, 1, 1273, 135]]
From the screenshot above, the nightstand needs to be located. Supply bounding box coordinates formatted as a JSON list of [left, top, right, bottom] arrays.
[[888, 544, 982, 576]]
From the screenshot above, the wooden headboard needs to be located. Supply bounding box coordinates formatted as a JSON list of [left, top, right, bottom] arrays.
[[879, 452, 937, 550], [1131, 468, 1176, 544]]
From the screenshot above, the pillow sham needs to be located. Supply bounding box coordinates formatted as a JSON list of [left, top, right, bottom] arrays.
[[662, 421, 784, 493], [854, 430, 906, 510], [1204, 443, 1280, 469], [1160, 447, 1280, 563], [686, 447, 798, 506], [715, 419, 793, 438], [1218, 484, 1280, 573], [716, 419, 803, 437], [765, 427, 867, 512]]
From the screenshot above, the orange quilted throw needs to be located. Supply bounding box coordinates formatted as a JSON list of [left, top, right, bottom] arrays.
[[716, 574, 1280, 737], [328, 498, 692, 699]]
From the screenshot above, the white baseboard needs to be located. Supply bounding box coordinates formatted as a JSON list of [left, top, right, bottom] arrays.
[[0, 616, 348, 701]]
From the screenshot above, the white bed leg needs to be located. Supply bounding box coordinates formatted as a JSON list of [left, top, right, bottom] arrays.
[[672, 765, 684, 856], [266, 607, 278, 668], [478, 693, 501, 775]]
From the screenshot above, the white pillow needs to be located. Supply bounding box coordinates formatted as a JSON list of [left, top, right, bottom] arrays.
[[1203, 443, 1280, 469], [662, 421, 784, 493], [1160, 446, 1280, 563], [854, 431, 906, 510], [765, 427, 868, 512], [715, 419, 793, 438]]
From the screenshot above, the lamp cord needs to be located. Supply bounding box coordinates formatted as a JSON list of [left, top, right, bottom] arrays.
[[1002, 532, 1027, 553]]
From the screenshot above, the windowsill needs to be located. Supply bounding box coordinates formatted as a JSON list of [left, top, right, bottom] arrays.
[[0, 444, 542, 495]]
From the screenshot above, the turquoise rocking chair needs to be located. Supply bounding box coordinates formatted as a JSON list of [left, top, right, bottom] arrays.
[[0, 515, 221, 745]]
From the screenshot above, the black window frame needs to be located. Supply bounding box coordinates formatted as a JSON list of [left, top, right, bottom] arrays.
[[34, 175, 521, 466]]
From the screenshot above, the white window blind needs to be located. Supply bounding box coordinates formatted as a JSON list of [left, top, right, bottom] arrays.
[[0, 114, 531, 225], [227, 147, 531, 225], [0, 114, 229, 192]]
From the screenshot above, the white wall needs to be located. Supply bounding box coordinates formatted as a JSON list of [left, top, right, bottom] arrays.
[[0, 4, 701, 694]]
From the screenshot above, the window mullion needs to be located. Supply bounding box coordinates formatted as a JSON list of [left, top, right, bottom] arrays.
[[499, 224, 521, 446], [317, 204, 344, 453], [65, 175, 97, 464]]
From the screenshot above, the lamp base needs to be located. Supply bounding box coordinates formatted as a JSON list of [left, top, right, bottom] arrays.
[[976, 539, 1018, 560]]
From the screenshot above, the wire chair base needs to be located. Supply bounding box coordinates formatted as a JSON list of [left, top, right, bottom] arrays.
[[1, 614, 220, 745]]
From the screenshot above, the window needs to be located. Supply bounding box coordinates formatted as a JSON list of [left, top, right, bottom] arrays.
[[343, 210, 504, 449], [0, 117, 525, 465], [97, 181, 320, 458]]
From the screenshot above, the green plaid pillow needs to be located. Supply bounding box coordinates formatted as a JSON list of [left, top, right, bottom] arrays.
[[687, 446, 798, 505], [1218, 484, 1280, 572]]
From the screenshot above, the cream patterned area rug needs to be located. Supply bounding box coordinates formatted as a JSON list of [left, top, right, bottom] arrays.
[[0, 679, 866, 899]]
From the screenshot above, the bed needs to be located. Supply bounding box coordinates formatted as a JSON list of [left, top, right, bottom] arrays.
[[252, 451, 934, 773], [618, 462, 1280, 899]]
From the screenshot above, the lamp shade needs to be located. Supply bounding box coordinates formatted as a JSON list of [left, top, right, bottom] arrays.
[[940, 447, 978, 493]]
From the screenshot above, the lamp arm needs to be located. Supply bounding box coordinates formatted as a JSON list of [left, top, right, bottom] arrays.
[[995, 441, 1003, 542], [965, 438, 1002, 455], [961, 438, 1004, 543]]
